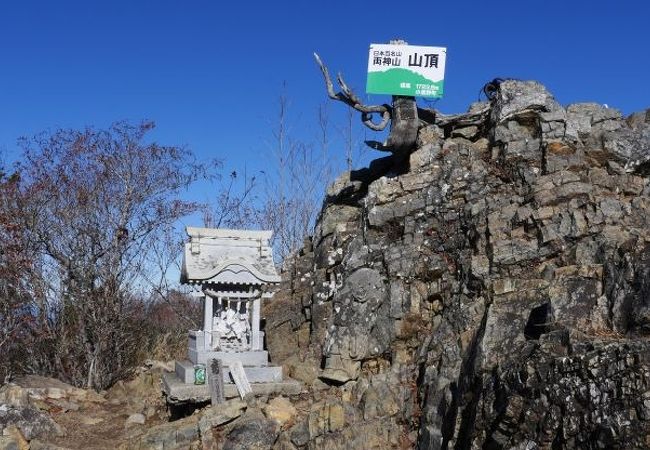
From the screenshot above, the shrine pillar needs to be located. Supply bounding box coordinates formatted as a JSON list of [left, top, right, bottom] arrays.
[[251, 297, 261, 351], [203, 295, 213, 350]]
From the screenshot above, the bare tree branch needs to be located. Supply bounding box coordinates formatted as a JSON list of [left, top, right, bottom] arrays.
[[313, 53, 391, 132]]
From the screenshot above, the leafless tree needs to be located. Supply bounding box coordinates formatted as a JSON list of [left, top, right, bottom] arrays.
[[14, 121, 213, 389], [0, 167, 39, 382], [254, 93, 335, 261], [336, 106, 370, 172], [203, 168, 258, 230]]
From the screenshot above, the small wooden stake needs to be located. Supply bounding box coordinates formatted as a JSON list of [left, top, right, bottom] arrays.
[[209, 359, 225, 405]]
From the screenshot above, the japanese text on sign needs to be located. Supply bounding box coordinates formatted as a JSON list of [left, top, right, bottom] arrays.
[[366, 43, 447, 98]]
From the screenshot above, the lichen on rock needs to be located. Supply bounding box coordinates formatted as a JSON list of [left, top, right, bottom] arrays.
[[263, 80, 650, 449]]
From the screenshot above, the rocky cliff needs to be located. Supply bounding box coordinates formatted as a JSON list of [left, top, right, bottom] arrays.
[[264, 80, 650, 449]]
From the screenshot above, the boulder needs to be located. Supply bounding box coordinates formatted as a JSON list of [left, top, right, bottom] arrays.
[[125, 413, 146, 426], [222, 410, 279, 450], [263, 397, 297, 427], [0, 405, 64, 440]]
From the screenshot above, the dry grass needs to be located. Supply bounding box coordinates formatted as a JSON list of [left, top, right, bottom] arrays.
[[146, 330, 188, 362]]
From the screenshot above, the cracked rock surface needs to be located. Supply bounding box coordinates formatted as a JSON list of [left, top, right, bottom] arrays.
[[264, 80, 650, 449]]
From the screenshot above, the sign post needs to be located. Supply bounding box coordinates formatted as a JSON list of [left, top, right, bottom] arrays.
[[209, 359, 225, 405], [366, 43, 447, 98]]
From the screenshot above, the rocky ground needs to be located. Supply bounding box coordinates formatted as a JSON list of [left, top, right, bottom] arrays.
[[0, 363, 315, 449], [0, 363, 172, 449], [2, 80, 650, 449]]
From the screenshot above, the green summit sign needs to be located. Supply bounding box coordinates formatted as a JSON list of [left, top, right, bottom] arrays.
[[366, 43, 447, 98]]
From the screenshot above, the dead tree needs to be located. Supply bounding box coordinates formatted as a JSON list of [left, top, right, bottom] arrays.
[[314, 41, 434, 157]]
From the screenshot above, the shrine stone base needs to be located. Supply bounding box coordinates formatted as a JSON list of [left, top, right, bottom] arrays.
[[188, 349, 270, 367], [167, 328, 288, 399], [162, 372, 302, 404], [174, 359, 283, 384]]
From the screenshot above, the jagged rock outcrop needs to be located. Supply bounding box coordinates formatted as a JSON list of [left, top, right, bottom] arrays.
[[265, 80, 650, 449]]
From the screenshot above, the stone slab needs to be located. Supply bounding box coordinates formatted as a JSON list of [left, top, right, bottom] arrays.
[[188, 349, 269, 366], [228, 366, 282, 383], [175, 360, 194, 384], [175, 360, 283, 384], [162, 372, 303, 404], [229, 361, 252, 399]]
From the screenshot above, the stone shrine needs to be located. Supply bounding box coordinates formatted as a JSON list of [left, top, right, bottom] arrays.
[[163, 227, 300, 402]]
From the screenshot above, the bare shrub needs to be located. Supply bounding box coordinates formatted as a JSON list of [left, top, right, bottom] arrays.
[[0, 167, 39, 382], [10, 121, 212, 389], [256, 94, 334, 261]]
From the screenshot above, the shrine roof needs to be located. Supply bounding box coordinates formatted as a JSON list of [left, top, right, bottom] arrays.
[[180, 227, 281, 286]]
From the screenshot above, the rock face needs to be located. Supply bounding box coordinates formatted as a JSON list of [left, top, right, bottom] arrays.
[[264, 80, 650, 449]]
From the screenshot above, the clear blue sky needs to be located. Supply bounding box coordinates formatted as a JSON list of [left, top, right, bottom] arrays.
[[1, 0, 648, 189]]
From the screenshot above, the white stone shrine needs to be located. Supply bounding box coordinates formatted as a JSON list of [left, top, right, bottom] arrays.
[[163, 227, 300, 401]]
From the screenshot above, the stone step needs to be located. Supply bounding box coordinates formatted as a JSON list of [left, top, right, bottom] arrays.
[[188, 349, 268, 366], [163, 372, 302, 404], [175, 360, 282, 384]]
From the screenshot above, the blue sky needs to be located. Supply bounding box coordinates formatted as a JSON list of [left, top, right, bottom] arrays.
[[1, 0, 648, 199]]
